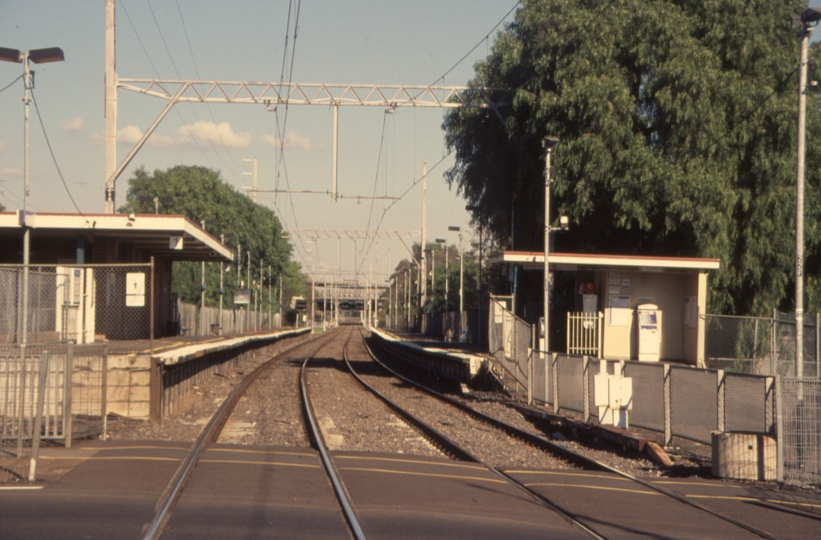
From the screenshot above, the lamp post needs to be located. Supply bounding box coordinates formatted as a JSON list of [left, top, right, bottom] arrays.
[[791, 8, 821, 379], [1, 46, 63, 466], [542, 137, 560, 355], [436, 239, 447, 312], [0, 46, 64, 348], [448, 226, 463, 331], [466, 205, 483, 346]]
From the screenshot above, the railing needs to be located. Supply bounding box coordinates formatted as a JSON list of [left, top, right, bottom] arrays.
[[566, 312, 603, 357], [488, 298, 533, 397]]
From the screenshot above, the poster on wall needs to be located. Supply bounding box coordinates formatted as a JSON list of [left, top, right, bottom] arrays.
[[125, 272, 146, 307], [608, 272, 621, 295], [684, 296, 697, 328], [608, 295, 631, 326]]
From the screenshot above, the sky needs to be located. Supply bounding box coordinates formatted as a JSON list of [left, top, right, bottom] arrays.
[[0, 0, 519, 284]]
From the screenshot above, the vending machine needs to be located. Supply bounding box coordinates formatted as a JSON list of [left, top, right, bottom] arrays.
[[637, 304, 660, 362]]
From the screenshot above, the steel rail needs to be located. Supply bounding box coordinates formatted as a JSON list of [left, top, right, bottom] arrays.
[[347, 328, 605, 540], [141, 331, 335, 540], [364, 333, 780, 540], [301, 327, 366, 540]]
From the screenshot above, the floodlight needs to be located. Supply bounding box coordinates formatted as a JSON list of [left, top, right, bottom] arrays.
[[28, 47, 64, 64], [0, 47, 21, 63]]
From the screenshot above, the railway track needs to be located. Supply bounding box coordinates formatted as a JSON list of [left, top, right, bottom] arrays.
[[353, 327, 780, 540], [141, 328, 369, 540], [138, 325, 784, 539]]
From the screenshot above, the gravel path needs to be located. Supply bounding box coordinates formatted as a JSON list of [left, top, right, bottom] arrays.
[[106, 327, 690, 480], [347, 329, 575, 471], [303, 327, 443, 457]]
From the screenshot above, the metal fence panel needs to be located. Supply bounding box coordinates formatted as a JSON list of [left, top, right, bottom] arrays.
[[671, 367, 717, 444], [533, 354, 547, 404], [557, 354, 584, 413], [1, 342, 106, 448], [724, 373, 768, 433], [624, 362, 665, 432], [780, 379, 821, 486], [704, 314, 820, 377]]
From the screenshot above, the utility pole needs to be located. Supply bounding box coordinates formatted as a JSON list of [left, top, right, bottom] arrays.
[[243, 157, 258, 203], [542, 137, 559, 354], [200, 220, 207, 336], [794, 15, 817, 379], [421, 161, 427, 313], [104, 0, 117, 213]]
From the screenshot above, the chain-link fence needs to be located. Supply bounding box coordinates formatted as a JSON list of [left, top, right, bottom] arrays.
[[780, 378, 821, 486], [704, 313, 820, 377], [488, 297, 534, 398], [0, 264, 154, 345]]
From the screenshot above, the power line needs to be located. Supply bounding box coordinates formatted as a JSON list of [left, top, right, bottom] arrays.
[[119, 0, 234, 181], [0, 74, 22, 94], [30, 87, 86, 217], [357, 150, 453, 273], [427, 1, 521, 88], [174, 0, 247, 174], [144, 0, 244, 182]]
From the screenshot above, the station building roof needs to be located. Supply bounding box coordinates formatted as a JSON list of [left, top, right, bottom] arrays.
[[488, 251, 721, 273], [0, 212, 233, 263]]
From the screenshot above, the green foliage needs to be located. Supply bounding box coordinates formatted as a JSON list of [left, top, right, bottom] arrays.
[[444, 0, 821, 316], [119, 165, 303, 308], [389, 242, 480, 315]]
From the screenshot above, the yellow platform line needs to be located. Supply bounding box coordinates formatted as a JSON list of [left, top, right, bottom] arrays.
[[199, 459, 320, 469], [525, 482, 659, 496], [336, 455, 486, 471], [338, 466, 507, 484], [41, 455, 180, 462], [208, 448, 315, 458]]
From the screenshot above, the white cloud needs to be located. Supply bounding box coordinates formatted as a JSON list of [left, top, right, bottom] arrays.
[[260, 131, 313, 150], [117, 125, 144, 144], [0, 140, 6, 154], [87, 126, 174, 148], [0, 167, 23, 178], [62, 117, 84, 132], [177, 121, 251, 148]]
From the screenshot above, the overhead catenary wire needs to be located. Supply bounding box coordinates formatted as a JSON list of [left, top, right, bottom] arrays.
[[30, 87, 86, 217], [174, 0, 248, 174], [143, 0, 244, 183], [118, 0, 223, 178], [0, 74, 22, 94]]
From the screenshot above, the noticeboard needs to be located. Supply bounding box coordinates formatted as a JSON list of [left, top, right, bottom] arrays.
[[234, 289, 251, 304]]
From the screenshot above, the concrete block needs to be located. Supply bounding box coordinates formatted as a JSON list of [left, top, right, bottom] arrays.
[[712, 431, 776, 481], [106, 370, 133, 387], [107, 354, 151, 370], [129, 386, 150, 402]]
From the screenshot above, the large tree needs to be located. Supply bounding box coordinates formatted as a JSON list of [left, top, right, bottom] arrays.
[[119, 165, 304, 308], [444, 0, 821, 315]]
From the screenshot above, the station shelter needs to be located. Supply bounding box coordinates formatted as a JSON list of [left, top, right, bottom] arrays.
[[488, 251, 721, 367], [0, 212, 233, 341]]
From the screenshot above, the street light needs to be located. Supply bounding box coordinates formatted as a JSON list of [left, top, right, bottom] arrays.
[[448, 226, 464, 320], [542, 136, 560, 355], [1, 45, 63, 467], [791, 8, 821, 379], [436, 238, 447, 311], [466, 205, 483, 346], [0, 46, 64, 353]]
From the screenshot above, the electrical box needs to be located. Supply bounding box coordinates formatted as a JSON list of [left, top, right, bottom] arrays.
[[593, 360, 632, 429], [637, 304, 661, 362]]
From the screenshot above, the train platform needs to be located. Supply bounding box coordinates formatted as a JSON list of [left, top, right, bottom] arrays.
[[105, 326, 311, 357], [2, 440, 819, 539]]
